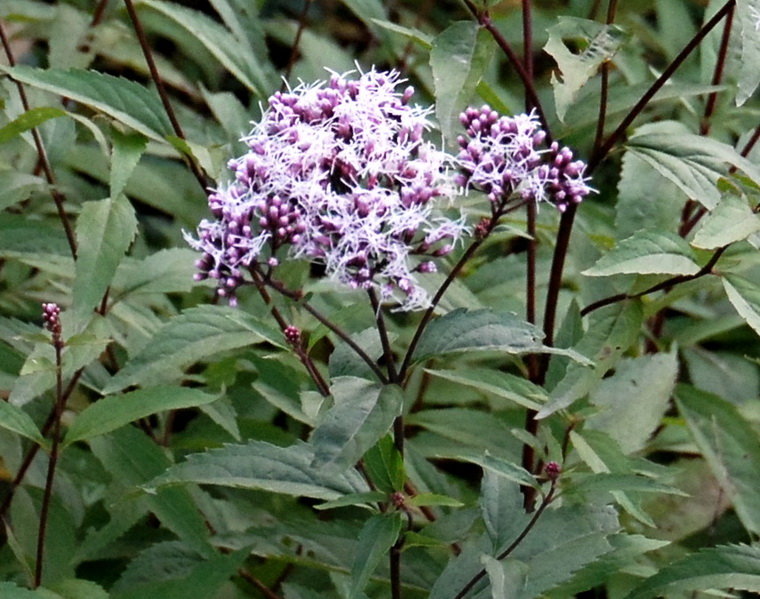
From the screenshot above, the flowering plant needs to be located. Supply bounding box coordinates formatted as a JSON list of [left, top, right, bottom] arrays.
[[1, 1, 759, 598]]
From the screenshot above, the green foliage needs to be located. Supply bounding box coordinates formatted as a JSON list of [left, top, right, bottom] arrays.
[[0, 0, 758, 597]]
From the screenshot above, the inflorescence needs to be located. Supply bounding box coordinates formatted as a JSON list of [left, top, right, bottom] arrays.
[[187, 71, 592, 309], [456, 106, 592, 213], [186, 68, 465, 310]]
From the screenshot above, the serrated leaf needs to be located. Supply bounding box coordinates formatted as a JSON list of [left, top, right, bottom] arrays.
[[586, 351, 678, 454], [310, 379, 403, 472], [140, 0, 272, 95], [431, 21, 493, 143], [104, 305, 282, 392], [692, 193, 760, 249], [90, 427, 213, 557], [48, 579, 109, 599], [328, 328, 392, 380], [628, 121, 760, 209], [722, 274, 760, 337], [112, 249, 202, 297], [426, 368, 546, 411], [0, 171, 46, 211], [73, 195, 137, 322], [544, 17, 625, 121], [408, 493, 464, 508], [2, 65, 172, 141], [146, 440, 369, 500], [736, 0, 760, 105], [363, 435, 405, 493], [64, 386, 218, 446], [315, 491, 386, 511], [0, 106, 67, 144], [458, 453, 539, 490], [538, 302, 643, 418], [583, 230, 699, 276], [0, 400, 45, 445], [349, 513, 402, 599], [413, 308, 589, 364], [676, 384, 760, 535], [113, 546, 250, 599], [624, 543, 760, 599], [110, 129, 148, 200], [565, 473, 686, 497]]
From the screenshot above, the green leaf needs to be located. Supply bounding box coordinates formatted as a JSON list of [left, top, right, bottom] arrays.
[[104, 305, 282, 392], [47, 579, 109, 599], [736, 0, 760, 105], [583, 230, 699, 277], [544, 17, 625, 121], [315, 491, 386, 511], [145, 440, 369, 500], [564, 473, 686, 497], [113, 546, 250, 599], [64, 386, 218, 446], [0, 171, 46, 211], [0, 106, 67, 144], [586, 351, 679, 454], [140, 0, 272, 95], [538, 302, 643, 418], [413, 308, 589, 364], [722, 274, 760, 337], [349, 513, 402, 599], [73, 195, 138, 322], [110, 129, 148, 200], [430, 21, 493, 143], [310, 378, 403, 472], [0, 582, 59, 598], [458, 452, 539, 490], [628, 121, 760, 209], [1, 66, 173, 141], [112, 249, 202, 298], [425, 368, 547, 411], [692, 193, 760, 249], [676, 384, 760, 535], [328, 328, 392, 380], [363, 435, 405, 492], [624, 543, 760, 599], [408, 493, 464, 508], [0, 400, 45, 445], [90, 427, 213, 557]]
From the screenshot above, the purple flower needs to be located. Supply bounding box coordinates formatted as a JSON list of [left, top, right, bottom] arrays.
[[456, 105, 593, 212], [186, 68, 465, 310]]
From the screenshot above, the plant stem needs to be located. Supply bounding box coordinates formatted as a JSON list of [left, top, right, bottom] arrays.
[[700, 2, 734, 135], [580, 245, 728, 316], [122, 0, 210, 191], [368, 289, 398, 382], [262, 276, 389, 384], [34, 340, 65, 587], [589, 0, 736, 173], [521, 0, 533, 111], [592, 0, 619, 156], [282, 0, 312, 87], [453, 480, 557, 599], [462, 0, 552, 142], [250, 269, 330, 396], [0, 21, 77, 259]]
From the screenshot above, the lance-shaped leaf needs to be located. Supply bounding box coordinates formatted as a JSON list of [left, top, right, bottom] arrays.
[[145, 440, 369, 500], [0, 401, 45, 445], [1, 66, 172, 141], [722, 274, 760, 337], [310, 378, 403, 472], [412, 308, 589, 364], [624, 543, 760, 599], [628, 121, 760, 209], [583, 230, 699, 277], [110, 129, 148, 201], [736, 0, 760, 105], [73, 195, 137, 322], [426, 368, 547, 411], [431, 21, 493, 143], [64, 386, 218, 446], [676, 384, 760, 535], [692, 193, 760, 249], [544, 17, 625, 121], [104, 305, 282, 392], [0, 106, 67, 144], [139, 0, 273, 96], [349, 513, 403, 599]]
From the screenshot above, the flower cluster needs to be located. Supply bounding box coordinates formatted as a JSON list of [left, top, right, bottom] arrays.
[[186, 69, 465, 310], [455, 106, 592, 212], [42, 302, 62, 344]]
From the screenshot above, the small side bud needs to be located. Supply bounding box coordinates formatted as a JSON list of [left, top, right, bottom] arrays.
[[544, 461, 561, 482], [284, 325, 301, 347], [41, 302, 63, 346]]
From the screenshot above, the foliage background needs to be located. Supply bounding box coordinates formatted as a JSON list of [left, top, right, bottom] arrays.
[[0, 0, 759, 597]]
